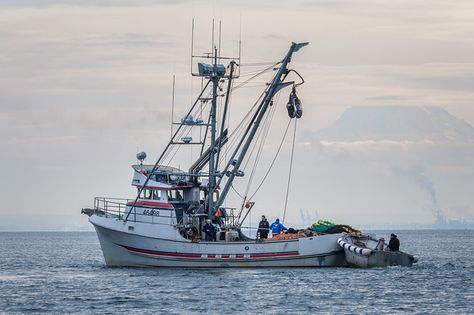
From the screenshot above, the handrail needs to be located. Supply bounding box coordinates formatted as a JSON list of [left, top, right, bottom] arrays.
[[93, 197, 174, 225], [93, 197, 241, 228]]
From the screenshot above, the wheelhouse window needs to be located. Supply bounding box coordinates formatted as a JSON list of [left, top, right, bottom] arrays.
[[137, 188, 163, 200], [167, 189, 184, 202], [152, 189, 162, 200]]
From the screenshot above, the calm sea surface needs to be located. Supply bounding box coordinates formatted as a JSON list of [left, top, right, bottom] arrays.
[[0, 230, 473, 314]]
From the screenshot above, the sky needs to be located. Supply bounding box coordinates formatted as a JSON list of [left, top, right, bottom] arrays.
[[0, 0, 473, 230]]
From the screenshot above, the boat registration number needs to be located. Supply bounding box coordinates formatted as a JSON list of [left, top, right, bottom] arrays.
[[142, 209, 160, 216]]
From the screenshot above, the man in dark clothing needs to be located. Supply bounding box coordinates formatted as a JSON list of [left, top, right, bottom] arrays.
[[388, 233, 400, 251], [203, 219, 216, 241], [257, 215, 270, 239]]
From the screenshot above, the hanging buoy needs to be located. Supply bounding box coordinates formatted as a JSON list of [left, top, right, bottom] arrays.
[[294, 94, 303, 119], [287, 87, 303, 119], [286, 101, 296, 118], [287, 92, 297, 118]]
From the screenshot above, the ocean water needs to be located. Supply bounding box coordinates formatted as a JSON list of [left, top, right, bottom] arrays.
[[0, 230, 473, 314]]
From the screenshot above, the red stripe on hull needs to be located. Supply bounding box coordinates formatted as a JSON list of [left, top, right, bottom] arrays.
[[250, 251, 299, 258], [124, 246, 201, 259], [123, 245, 299, 260]]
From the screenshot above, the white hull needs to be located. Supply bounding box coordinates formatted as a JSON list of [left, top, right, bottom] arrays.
[[90, 215, 346, 268]]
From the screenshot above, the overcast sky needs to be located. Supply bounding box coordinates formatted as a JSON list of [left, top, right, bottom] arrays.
[[1, 0, 473, 230]]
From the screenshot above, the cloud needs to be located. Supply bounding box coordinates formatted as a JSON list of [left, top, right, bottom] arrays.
[[0, 0, 188, 8], [366, 95, 408, 101], [1, 0, 474, 229], [319, 139, 430, 151]]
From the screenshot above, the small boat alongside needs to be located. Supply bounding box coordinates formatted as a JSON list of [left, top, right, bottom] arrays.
[[337, 234, 417, 268]]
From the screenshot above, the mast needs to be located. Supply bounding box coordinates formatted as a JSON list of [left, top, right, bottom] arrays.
[[215, 61, 235, 170], [214, 42, 308, 211], [207, 46, 219, 219]]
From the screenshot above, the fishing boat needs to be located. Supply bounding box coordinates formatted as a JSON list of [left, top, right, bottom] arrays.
[[337, 234, 417, 268], [82, 39, 347, 267]]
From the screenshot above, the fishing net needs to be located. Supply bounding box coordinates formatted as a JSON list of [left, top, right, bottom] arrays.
[[308, 220, 362, 234]]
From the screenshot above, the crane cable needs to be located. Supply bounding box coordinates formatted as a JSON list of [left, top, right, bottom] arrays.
[[249, 117, 292, 200], [283, 118, 298, 222]]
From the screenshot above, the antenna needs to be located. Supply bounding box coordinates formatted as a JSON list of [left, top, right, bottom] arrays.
[[170, 74, 175, 138], [191, 18, 195, 74], [239, 13, 242, 65], [190, 19, 240, 78], [211, 18, 215, 53], [218, 20, 222, 62]]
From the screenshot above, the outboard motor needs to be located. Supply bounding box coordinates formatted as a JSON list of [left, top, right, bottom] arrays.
[[286, 87, 303, 119]]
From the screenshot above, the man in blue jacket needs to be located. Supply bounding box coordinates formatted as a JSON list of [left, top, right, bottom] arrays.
[[270, 218, 287, 236]]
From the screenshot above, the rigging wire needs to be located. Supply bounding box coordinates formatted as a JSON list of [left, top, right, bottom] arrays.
[[149, 61, 277, 171], [241, 106, 272, 173], [218, 93, 273, 209], [162, 61, 278, 178], [249, 117, 292, 200], [235, 94, 280, 220], [216, 90, 266, 168], [162, 80, 225, 168], [213, 63, 277, 171], [161, 88, 212, 165], [240, 61, 280, 67], [282, 118, 298, 222], [242, 96, 277, 196], [168, 62, 261, 171], [235, 107, 274, 221], [231, 183, 244, 199], [233, 62, 280, 91]]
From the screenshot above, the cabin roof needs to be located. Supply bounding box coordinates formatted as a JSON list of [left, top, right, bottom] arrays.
[[132, 164, 185, 175]]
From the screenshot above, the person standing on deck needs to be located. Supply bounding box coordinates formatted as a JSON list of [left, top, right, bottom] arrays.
[[270, 218, 287, 236], [203, 219, 216, 241], [388, 233, 400, 251], [257, 215, 270, 239]]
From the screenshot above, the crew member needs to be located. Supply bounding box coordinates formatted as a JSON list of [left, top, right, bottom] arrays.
[[203, 219, 216, 241], [270, 218, 287, 236], [388, 233, 400, 251], [187, 226, 199, 241], [213, 208, 224, 226], [257, 215, 270, 239]]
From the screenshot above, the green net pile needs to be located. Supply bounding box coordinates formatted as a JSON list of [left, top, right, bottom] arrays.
[[308, 220, 362, 234]]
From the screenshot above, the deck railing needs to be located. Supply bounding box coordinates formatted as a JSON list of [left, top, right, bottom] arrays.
[[93, 197, 132, 220], [93, 197, 177, 226], [92, 197, 241, 228]]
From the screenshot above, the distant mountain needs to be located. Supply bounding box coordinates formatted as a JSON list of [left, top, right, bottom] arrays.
[[314, 106, 474, 142]]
